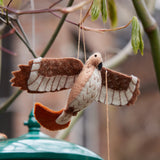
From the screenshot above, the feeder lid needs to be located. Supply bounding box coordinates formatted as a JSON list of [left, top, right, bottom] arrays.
[[0, 109, 103, 160]]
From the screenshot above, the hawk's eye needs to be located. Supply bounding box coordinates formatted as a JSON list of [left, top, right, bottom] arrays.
[[94, 54, 97, 57]]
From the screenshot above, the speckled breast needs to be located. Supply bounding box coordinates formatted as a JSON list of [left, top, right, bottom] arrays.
[[68, 68, 102, 113]]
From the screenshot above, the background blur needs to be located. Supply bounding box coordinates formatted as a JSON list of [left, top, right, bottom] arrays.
[[0, 0, 160, 160]]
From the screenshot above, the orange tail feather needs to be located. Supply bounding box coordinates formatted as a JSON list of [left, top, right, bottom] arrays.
[[34, 103, 70, 131]]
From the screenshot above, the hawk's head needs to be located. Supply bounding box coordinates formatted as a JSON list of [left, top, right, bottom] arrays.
[[86, 52, 103, 70]]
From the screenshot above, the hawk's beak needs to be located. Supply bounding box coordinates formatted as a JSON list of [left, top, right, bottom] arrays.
[[98, 62, 103, 70]]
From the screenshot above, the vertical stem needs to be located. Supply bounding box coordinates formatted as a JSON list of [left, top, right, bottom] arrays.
[[148, 27, 160, 89], [132, 0, 160, 90], [16, 19, 30, 47], [40, 0, 74, 57], [11, 23, 37, 58], [0, 90, 22, 113]]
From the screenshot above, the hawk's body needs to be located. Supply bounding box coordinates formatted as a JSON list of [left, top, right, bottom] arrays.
[[57, 64, 102, 125], [11, 52, 140, 131]]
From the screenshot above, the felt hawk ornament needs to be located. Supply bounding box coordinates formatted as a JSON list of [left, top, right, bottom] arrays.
[[11, 52, 140, 131]]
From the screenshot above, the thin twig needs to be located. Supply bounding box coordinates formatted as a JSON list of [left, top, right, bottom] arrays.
[[0, 15, 37, 58], [79, 1, 93, 25], [0, 28, 15, 39], [0, 5, 59, 15], [0, 46, 17, 55], [0, 0, 91, 16], [10, 23, 37, 58], [49, 0, 63, 9], [60, 0, 92, 13], [51, 11, 133, 33], [0, 90, 22, 113], [1, 3, 133, 35], [7, 0, 13, 7], [14, 19, 30, 45], [80, 18, 133, 33], [50, 11, 78, 26]]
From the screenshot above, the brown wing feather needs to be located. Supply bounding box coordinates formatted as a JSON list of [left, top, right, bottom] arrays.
[[38, 58, 83, 76], [96, 67, 140, 106], [101, 67, 132, 90], [10, 61, 33, 90], [10, 57, 83, 93]]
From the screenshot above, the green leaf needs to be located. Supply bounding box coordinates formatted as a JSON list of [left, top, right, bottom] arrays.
[[131, 17, 140, 54], [101, 0, 107, 23], [0, 0, 3, 6], [91, 0, 101, 21], [131, 16, 144, 55], [107, 0, 117, 28], [0, 0, 4, 13]]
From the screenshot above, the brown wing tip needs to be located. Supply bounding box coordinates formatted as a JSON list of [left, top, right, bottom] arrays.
[[127, 77, 140, 106], [10, 62, 32, 90]]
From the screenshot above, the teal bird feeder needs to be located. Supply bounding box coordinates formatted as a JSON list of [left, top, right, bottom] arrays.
[[0, 109, 103, 160]]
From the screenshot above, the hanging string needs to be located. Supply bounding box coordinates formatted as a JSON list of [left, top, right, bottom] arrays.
[[105, 70, 111, 160], [80, 8, 87, 63], [82, 26, 86, 62], [30, 0, 35, 51], [77, 9, 82, 59], [30, 0, 36, 105], [77, 8, 87, 62]]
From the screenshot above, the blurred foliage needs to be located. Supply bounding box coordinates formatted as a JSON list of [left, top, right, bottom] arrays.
[[0, 0, 3, 6], [91, 0, 107, 23], [101, 0, 107, 23], [107, 0, 117, 27], [91, 0, 101, 21]]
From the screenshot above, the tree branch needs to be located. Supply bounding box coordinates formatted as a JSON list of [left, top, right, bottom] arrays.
[[10, 22, 37, 58], [0, 90, 22, 113], [0, 0, 91, 16]]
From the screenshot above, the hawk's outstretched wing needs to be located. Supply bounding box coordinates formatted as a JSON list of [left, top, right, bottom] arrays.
[[11, 57, 83, 93], [96, 67, 140, 106]]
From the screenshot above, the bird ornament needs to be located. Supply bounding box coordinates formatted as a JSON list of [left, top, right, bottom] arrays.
[[11, 52, 140, 131]]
